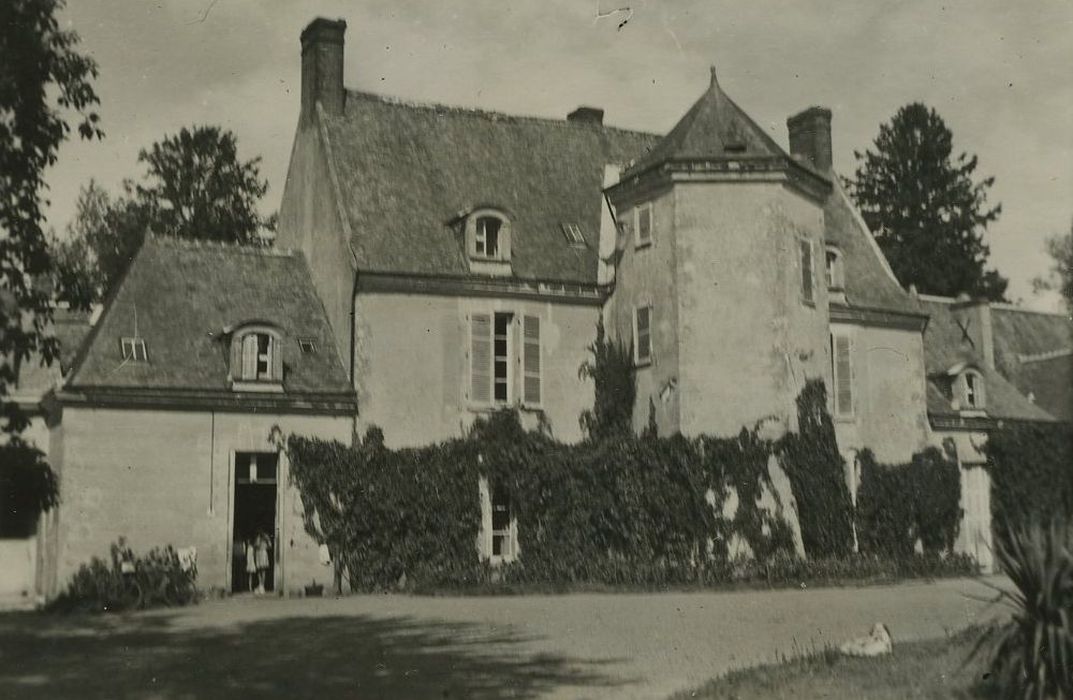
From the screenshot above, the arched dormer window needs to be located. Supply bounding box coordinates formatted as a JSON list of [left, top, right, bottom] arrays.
[[825, 246, 844, 291], [229, 323, 283, 391], [465, 209, 511, 263]]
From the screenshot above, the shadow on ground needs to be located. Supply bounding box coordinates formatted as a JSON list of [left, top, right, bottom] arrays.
[[0, 608, 626, 699]]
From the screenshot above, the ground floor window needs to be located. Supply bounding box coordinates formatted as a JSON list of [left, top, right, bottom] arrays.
[[491, 484, 514, 559]]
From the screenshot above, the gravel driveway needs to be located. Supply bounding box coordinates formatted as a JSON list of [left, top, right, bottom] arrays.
[[0, 577, 1006, 699]]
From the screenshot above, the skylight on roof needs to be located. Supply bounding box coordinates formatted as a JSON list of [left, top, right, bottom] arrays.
[[561, 223, 585, 247], [298, 338, 317, 354], [120, 336, 147, 362]]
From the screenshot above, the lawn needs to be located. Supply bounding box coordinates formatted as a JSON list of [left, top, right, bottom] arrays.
[[675, 626, 1000, 700]]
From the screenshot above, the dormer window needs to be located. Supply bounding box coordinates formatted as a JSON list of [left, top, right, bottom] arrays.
[[825, 247, 844, 290], [465, 210, 511, 263], [230, 324, 283, 391], [475, 217, 501, 258], [961, 370, 985, 410], [120, 336, 148, 362]]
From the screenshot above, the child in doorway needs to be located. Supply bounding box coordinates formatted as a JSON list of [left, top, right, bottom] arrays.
[[254, 531, 272, 594], [244, 538, 257, 592]]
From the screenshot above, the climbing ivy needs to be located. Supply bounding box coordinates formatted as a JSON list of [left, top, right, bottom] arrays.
[[855, 447, 962, 557], [985, 421, 1073, 528]]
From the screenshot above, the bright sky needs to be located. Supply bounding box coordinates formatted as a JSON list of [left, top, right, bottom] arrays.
[[50, 0, 1072, 310]]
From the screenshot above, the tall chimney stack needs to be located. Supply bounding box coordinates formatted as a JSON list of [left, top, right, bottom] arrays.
[[787, 107, 833, 172], [300, 18, 347, 122]]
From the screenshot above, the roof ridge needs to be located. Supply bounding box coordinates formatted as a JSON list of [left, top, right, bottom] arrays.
[[1017, 348, 1073, 364], [990, 301, 1072, 319], [343, 89, 659, 138], [146, 234, 297, 258]]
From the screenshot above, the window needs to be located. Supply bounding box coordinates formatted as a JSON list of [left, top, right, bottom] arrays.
[[831, 332, 854, 418], [297, 338, 317, 354], [962, 371, 985, 409], [561, 222, 586, 247], [475, 216, 501, 258], [242, 333, 275, 380], [235, 452, 279, 484], [491, 484, 514, 559], [120, 336, 148, 362], [825, 247, 843, 290], [231, 326, 283, 386], [636, 203, 653, 246], [469, 312, 542, 407], [634, 305, 653, 365], [800, 238, 815, 304]]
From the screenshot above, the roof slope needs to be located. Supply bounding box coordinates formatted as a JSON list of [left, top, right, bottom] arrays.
[[824, 182, 920, 315], [918, 298, 1055, 422], [321, 91, 660, 284], [68, 237, 352, 396], [13, 307, 94, 400], [625, 70, 790, 176], [990, 306, 1073, 420]]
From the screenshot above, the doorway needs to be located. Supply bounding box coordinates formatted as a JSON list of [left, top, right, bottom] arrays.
[[231, 452, 278, 593]]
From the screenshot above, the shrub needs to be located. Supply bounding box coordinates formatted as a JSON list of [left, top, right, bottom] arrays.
[[986, 422, 1073, 528], [0, 438, 58, 537], [976, 519, 1073, 699], [777, 381, 856, 558], [856, 447, 962, 557], [50, 538, 198, 613]]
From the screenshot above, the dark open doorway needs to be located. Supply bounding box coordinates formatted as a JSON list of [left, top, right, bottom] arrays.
[[232, 452, 278, 594]]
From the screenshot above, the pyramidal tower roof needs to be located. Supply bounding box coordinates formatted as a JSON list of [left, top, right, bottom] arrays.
[[626, 66, 807, 177]]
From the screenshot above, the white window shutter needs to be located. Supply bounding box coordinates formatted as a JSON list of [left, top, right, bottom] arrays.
[[241, 334, 258, 380], [470, 313, 492, 404], [522, 315, 541, 406], [834, 334, 853, 416], [271, 336, 283, 381]]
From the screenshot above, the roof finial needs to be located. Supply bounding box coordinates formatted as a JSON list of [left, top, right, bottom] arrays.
[[709, 64, 719, 89]]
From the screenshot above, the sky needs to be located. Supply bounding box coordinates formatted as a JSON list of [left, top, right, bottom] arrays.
[[49, 0, 1073, 311]]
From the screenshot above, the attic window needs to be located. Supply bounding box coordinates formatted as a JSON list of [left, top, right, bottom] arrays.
[[825, 247, 844, 290], [298, 338, 317, 354], [230, 325, 283, 389], [120, 336, 148, 362], [561, 223, 586, 247], [724, 142, 747, 153], [466, 210, 511, 264], [961, 370, 985, 410]]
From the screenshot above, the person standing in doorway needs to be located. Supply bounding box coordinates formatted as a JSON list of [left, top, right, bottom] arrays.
[[254, 531, 272, 594], [244, 538, 257, 592]]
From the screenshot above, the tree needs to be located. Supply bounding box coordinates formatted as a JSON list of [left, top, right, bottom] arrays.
[[578, 318, 636, 440], [844, 103, 1008, 301], [53, 126, 273, 303], [1, 0, 101, 521], [134, 125, 271, 244], [1033, 219, 1073, 311]]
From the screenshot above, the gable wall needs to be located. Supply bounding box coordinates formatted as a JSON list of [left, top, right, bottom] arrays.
[[353, 291, 598, 448], [277, 122, 355, 377]]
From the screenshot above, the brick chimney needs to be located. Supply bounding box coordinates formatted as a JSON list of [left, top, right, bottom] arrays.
[[787, 107, 833, 172], [300, 18, 347, 122], [567, 106, 604, 126]]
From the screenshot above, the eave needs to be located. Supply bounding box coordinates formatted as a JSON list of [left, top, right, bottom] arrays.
[[58, 387, 358, 417], [829, 302, 930, 332], [357, 270, 605, 306]]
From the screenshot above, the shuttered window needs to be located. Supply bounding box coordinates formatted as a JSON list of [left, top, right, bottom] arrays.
[[636, 203, 653, 246], [832, 333, 853, 417], [522, 315, 541, 406], [635, 305, 652, 365], [470, 313, 493, 404], [800, 238, 815, 304]]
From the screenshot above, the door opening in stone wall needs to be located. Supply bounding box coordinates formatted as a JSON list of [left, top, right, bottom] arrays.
[[232, 452, 278, 593]]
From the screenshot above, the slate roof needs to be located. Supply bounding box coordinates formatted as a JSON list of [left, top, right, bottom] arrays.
[[13, 307, 95, 400], [917, 298, 1055, 422], [66, 237, 353, 400], [990, 306, 1073, 420], [319, 91, 660, 284], [625, 70, 792, 176], [824, 182, 922, 316]]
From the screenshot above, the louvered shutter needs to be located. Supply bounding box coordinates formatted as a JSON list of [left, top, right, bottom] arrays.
[[470, 313, 492, 404], [800, 239, 814, 303], [229, 336, 242, 380], [241, 334, 258, 380], [522, 315, 541, 406], [834, 334, 853, 416]]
